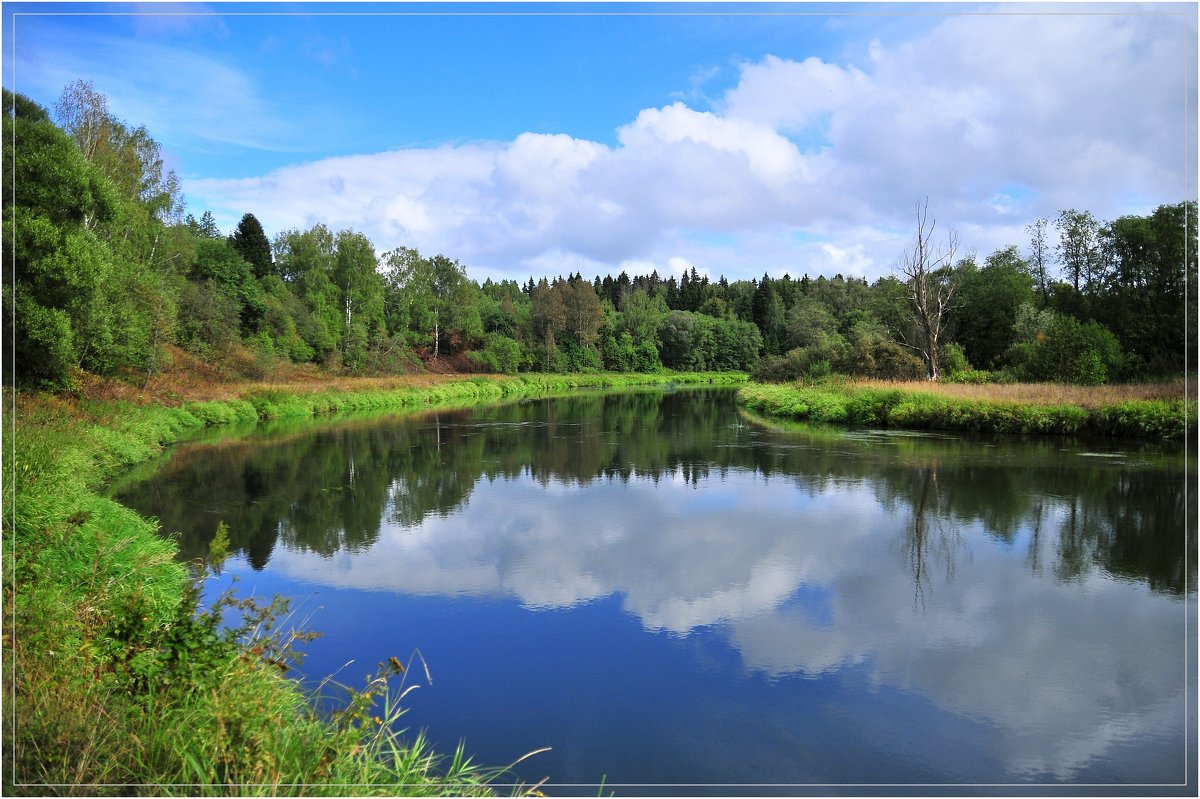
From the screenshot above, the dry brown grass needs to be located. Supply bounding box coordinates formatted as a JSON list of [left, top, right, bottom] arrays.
[[849, 378, 1190, 408], [73, 345, 479, 406]]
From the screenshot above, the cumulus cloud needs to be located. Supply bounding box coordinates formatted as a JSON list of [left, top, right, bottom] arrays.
[[263, 468, 1188, 782], [184, 10, 1194, 282]]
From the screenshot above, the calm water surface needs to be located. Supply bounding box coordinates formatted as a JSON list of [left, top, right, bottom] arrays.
[[116, 388, 1196, 795]]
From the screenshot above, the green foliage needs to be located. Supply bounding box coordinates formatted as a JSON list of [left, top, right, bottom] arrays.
[[751, 276, 787, 355], [599, 328, 663, 373], [7, 282, 79, 389], [176, 280, 241, 357], [562, 276, 605, 348], [229, 213, 274, 279], [617, 287, 668, 345], [1006, 304, 1126, 384], [738, 382, 1188, 440], [467, 333, 523, 375], [752, 314, 927, 384], [361, 335, 423, 375], [658, 310, 762, 372], [189, 237, 264, 335], [274, 224, 344, 361], [4, 91, 121, 387], [557, 338, 603, 372], [1089, 400, 1191, 440], [258, 275, 316, 363], [380, 247, 480, 359], [943, 369, 993, 385], [185, 400, 259, 426], [751, 349, 819, 383], [938, 342, 972, 377], [333, 229, 387, 365], [249, 329, 279, 377], [953, 245, 1036, 368], [8, 83, 1191, 396], [1094, 201, 1197, 374], [1055, 208, 1103, 294]]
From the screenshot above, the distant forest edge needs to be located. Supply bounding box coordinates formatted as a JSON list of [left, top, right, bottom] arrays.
[[5, 82, 1197, 393]]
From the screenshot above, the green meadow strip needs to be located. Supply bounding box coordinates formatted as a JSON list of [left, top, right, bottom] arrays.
[[736, 381, 1192, 440], [4, 371, 743, 795], [234, 372, 745, 422]]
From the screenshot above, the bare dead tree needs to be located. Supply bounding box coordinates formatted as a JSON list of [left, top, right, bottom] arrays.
[[898, 200, 959, 380]]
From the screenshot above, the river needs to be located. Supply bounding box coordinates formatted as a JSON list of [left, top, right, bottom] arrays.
[[114, 387, 1196, 795]]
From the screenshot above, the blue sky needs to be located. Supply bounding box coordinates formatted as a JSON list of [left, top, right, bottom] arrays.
[[4, 2, 1197, 284]]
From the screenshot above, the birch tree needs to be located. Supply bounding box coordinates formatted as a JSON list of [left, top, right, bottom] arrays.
[[1026, 217, 1051, 306]]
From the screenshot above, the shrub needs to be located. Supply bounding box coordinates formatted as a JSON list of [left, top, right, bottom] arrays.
[[938, 342, 972, 377], [9, 285, 79, 390], [468, 333, 522, 375], [944, 369, 993, 384], [364, 335, 424, 375], [176, 280, 240, 358], [751, 349, 807, 383], [1070, 350, 1107, 386], [1005, 304, 1125, 384]]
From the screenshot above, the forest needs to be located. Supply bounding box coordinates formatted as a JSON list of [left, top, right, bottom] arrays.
[[6, 81, 1196, 393]]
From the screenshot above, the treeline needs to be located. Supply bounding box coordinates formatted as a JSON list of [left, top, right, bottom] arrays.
[[5, 82, 1196, 391]]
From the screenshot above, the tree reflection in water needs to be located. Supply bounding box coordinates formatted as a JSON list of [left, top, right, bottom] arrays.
[[115, 388, 1192, 598], [112, 388, 1195, 786]]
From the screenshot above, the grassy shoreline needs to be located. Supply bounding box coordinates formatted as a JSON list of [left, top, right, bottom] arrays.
[[8, 369, 1188, 794], [736, 379, 1194, 440], [4, 371, 745, 796]]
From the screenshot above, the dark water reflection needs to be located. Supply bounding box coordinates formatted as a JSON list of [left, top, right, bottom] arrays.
[[116, 388, 1195, 793]]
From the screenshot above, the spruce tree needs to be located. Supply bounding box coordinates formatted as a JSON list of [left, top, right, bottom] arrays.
[[229, 212, 274, 279]]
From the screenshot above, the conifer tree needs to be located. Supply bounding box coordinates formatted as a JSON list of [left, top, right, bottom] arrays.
[[230, 212, 274, 279]]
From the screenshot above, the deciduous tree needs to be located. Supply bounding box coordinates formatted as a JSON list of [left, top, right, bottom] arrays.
[[896, 200, 959, 381]]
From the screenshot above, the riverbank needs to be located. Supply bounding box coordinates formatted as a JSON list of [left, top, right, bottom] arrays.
[[4, 371, 746, 796], [736, 379, 1193, 440]]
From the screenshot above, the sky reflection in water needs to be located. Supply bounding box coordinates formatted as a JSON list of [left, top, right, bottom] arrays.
[[116, 388, 1194, 793]]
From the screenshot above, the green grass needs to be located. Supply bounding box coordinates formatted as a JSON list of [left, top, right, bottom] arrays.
[[736, 381, 1193, 440], [5, 371, 743, 795], [237, 371, 745, 421]]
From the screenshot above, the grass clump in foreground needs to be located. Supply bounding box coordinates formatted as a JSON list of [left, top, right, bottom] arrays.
[[737, 378, 1193, 440], [5, 371, 743, 795], [4, 406, 527, 796]]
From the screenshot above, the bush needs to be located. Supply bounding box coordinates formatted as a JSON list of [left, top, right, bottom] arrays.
[[840, 321, 926, 380], [632, 339, 663, 372], [363, 335, 424, 375], [248, 329, 278, 378], [1070, 349, 1108, 386], [176, 280, 240, 358], [944, 369, 993, 384], [9, 284, 78, 390], [558, 339, 603, 372], [1005, 305, 1125, 384], [938, 342, 972, 377], [467, 333, 522, 375], [751, 350, 808, 383]]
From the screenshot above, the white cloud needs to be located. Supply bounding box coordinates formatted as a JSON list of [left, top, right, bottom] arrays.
[[181, 9, 1194, 283], [618, 102, 810, 186], [721, 54, 870, 135], [265, 466, 1187, 781], [12, 20, 297, 154]]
